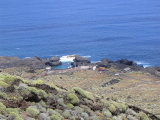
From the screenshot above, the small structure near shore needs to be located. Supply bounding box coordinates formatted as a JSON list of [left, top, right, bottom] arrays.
[[124, 67, 131, 73], [46, 66, 51, 73]]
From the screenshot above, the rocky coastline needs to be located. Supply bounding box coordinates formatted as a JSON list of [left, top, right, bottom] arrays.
[[0, 55, 160, 119], [0, 55, 159, 77]]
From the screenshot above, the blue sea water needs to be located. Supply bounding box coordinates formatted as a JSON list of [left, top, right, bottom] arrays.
[[0, 0, 160, 67]]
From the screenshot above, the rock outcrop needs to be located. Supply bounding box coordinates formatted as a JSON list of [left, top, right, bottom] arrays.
[[71, 55, 91, 67], [0, 56, 62, 69], [97, 58, 114, 68], [116, 59, 137, 66]]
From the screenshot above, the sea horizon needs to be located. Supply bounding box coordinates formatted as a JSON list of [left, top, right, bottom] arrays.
[[0, 0, 160, 67]]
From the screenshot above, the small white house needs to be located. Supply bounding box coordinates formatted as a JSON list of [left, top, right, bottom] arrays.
[[46, 66, 51, 73], [93, 66, 97, 70], [80, 66, 90, 69], [124, 67, 131, 72]]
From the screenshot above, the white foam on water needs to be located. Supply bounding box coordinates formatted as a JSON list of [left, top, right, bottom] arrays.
[[135, 61, 152, 68], [24, 57, 31, 59], [91, 61, 100, 63], [82, 55, 91, 58], [60, 55, 76, 62]]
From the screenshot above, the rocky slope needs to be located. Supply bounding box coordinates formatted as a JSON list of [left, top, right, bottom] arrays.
[[0, 72, 159, 120]]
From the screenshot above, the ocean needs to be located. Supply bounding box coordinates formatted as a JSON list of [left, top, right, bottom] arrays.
[[0, 0, 160, 68]]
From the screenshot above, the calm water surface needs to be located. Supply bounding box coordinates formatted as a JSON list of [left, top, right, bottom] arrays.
[[0, 0, 160, 67]]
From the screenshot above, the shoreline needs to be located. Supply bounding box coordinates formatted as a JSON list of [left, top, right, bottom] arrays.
[[0, 55, 160, 78]]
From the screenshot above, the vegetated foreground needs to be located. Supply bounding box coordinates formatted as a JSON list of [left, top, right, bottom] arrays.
[[0, 67, 160, 120]]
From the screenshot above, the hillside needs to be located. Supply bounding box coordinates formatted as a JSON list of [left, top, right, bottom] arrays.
[[0, 66, 159, 120]]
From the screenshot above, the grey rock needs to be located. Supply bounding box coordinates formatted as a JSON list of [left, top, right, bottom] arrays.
[[49, 56, 60, 62], [116, 59, 137, 66], [0, 56, 62, 69], [71, 55, 91, 67]]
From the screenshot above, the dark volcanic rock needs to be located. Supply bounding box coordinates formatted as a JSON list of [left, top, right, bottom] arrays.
[[0, 56, 62, 69], [45, 61, 62, 66], [145, 67, 160, 77], [97, 58, 114, 68], [46, 56, 62, 66], [49, 56, 60, 62], [71, 55, 91, 67], [0, 56, 19, 63], [116, 59, 137, 66], [101, 79, 120, 87]]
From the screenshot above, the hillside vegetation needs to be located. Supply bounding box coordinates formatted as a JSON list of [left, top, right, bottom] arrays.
[[0, 72, 159, 120]]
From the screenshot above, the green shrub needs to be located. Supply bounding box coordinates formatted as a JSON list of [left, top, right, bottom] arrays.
[[66, 103, 74, 109], [62, 110, 71, 119], [4, 75, 16, 84], [49, 83, 59, 90], [0, 102, 6, 113], [103, 110, 112, 117], [6, 108, 19, 114], [48, 109, 62, 117], [139, 112, 149, 120], [28, 87, 39, 95], [38, 89, 48, 98], [72, 87, 94, 100], [26, 107, 39, 117], [111, 101, 127, 112], [0, 81, 8, 87], [50, 115, 61, 120], [19, 88, 30, 96], [100, 99, 110, 107], [32, 80, 43, 84], [118, 103, 127, 112], [9, 112, 23, 120], [0, 92, 7, 99], [28, 87, 48, 98], [40, 100, 47, 108], [108, 104, 116, 114], [67, 93, 79, 105], [0, 74, 5, 80]]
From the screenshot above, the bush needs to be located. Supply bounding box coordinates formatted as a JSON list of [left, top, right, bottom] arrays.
[[40, 100, 47, 108], [32, 80, 43, 84], [26, 107, 40, 117], [0, 81, 8, 87], [8, 112, 23, 120], [0, 102, 6, 113], [4, 75, 16, 84], [38, 89, 48, 98], [28, 87, 39, 95], [72, 87, 94, 100], [6, 108, 19, 114], [111, 101, 127, 112], [0, 92, 7, 99], [48, 83, 59, 90], [0, 74, 5, 79], [28, 87, 48, 98], [118, 103, 127, 112], [108, 104, 116, 114], [67, 93, 79, 105], [126, 109, 137, 116], [50, 115, 61, 120], [103, 110, 112, 117], [139, 112, 149, 120], [62, 110, 71, 119], [66, 103, 74, 109], [48, 109, 62, 118]]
